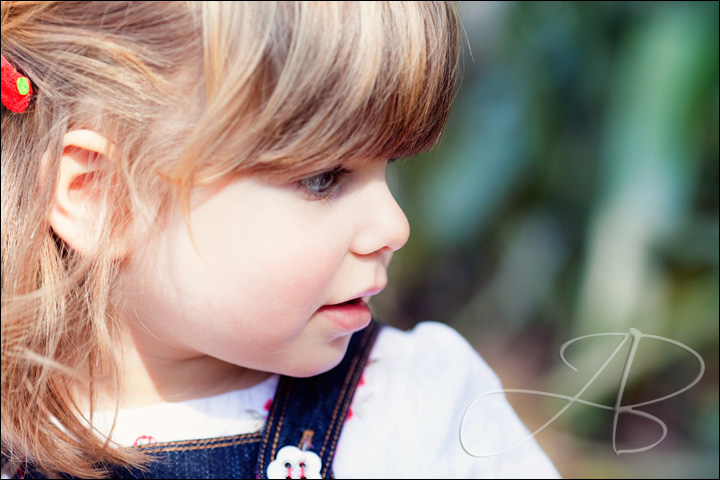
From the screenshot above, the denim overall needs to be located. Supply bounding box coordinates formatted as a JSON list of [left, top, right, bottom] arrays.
[[19, 321, 382, 479]]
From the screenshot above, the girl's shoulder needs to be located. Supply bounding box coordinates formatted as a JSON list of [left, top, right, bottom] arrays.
[[372, 321, 501, 386], [366, 321, 507, 406], [333, 321, 561, 479]]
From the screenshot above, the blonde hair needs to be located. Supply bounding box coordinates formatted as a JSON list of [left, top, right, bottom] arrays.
[[1, 1, 460, 477]]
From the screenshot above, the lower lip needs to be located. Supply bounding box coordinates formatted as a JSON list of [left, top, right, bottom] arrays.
[[317, 301, 372, 332]]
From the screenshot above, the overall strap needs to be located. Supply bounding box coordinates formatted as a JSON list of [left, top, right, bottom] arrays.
[[257, 320, 382, 479]]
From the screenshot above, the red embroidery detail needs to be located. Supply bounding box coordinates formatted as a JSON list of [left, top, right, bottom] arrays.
[[264, 398, 273, 411], [133, 435, 157, 446], [343, 374, 366, 422]]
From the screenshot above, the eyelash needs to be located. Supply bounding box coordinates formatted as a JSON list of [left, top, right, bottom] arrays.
[[296, 167, 351, 201]]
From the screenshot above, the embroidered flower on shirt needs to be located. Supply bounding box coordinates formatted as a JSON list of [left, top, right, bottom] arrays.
[[241, 396, 275, 432], [133, 435, 157, 447], [345, 367, 378, 423], [344, 374, 367, 422]]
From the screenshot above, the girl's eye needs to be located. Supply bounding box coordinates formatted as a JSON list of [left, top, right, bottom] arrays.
[[297, 167, 349, 199]]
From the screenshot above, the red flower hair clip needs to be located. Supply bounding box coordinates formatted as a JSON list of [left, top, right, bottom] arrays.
[[1, 54, 33, 113]]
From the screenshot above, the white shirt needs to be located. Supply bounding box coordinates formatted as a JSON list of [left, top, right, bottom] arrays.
[[90, 322, 560, 478]]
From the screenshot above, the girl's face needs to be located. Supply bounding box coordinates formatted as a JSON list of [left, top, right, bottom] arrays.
[[118, 161, 409, 379]]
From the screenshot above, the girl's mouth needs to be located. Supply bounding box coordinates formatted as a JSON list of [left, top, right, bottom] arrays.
[[332, 298, 363, 307], [317, 298, 371, 332], [318, 296, 365, 310]]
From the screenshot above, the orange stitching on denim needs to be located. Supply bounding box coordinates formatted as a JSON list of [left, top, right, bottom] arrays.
[[320, 323, 380, 478], [320, 324, 373, 457], [319, 336, 362, 458], [138, 436, 261, 453], [134, 432, 261, 450], [319, 326, 368, 458], [258, 380, 291, 472], [269, 386, 291, 464], [320, 328, 372, 477], [259, 381, 283, 469], [319, 323, 377, 473], [327, 347, 368, 454]]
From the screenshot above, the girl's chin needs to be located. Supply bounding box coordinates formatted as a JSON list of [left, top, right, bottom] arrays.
[[277, 336, 352, 378]]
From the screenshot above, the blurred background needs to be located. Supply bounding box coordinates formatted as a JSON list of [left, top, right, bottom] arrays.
[[374, 1, 719, 478]]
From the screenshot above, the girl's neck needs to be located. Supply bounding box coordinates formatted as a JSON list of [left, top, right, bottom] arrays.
[[116, 352, 273, 410], [83, 327, 273, 412]]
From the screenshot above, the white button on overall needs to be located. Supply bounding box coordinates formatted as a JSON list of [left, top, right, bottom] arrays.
[[267, 445, 322, 479]]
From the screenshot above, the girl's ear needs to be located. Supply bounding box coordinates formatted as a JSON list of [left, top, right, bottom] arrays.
[[47, 129, 127, 258]]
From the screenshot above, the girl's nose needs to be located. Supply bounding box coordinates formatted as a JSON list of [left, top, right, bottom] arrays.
[[350, 179, 410, 256]]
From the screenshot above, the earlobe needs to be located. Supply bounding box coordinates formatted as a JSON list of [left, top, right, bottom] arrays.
[[47, 130, 125, 257]]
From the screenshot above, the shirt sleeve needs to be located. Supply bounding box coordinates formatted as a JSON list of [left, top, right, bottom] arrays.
[[332, 322, 561, 479]]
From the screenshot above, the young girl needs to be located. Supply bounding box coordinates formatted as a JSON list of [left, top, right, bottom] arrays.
[[2, 2, 559, 478]]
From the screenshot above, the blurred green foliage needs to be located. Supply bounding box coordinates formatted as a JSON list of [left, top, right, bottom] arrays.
[[375, 2, 718, 478]]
